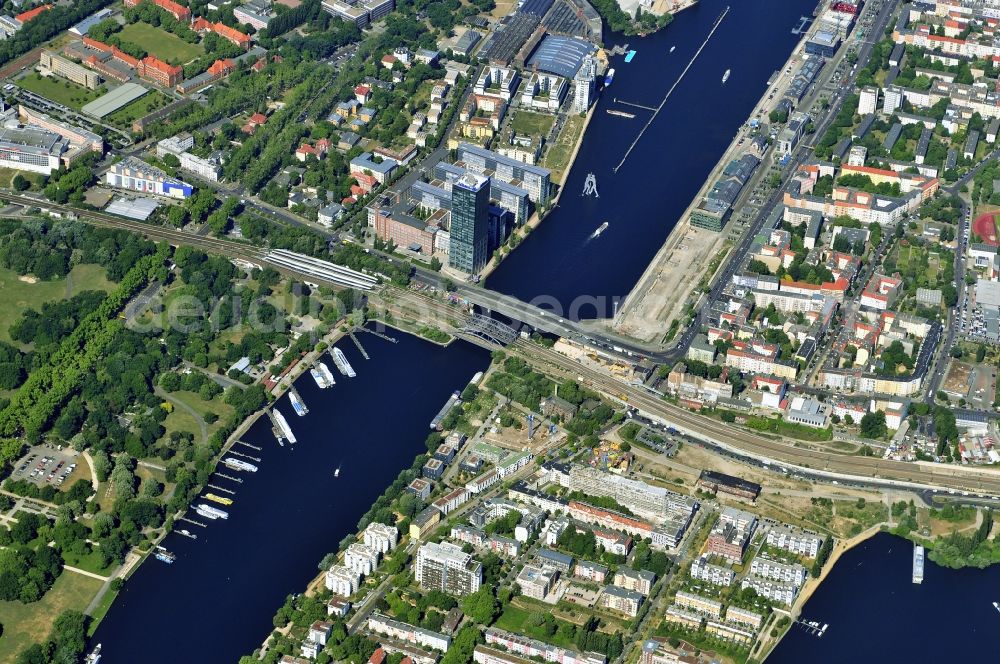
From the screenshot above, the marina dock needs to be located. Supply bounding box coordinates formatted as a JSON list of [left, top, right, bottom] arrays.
[[349, 332, 370, 359], [358, 326, 397, 343], [430, 390, 462, 430], [913, 544, 925, 584]]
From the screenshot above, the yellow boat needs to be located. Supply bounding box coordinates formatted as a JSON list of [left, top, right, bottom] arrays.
[[205, 493, 233, 506]]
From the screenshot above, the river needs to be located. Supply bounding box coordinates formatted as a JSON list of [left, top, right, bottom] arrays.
[[88, 332, 489, 663], [768, 532, 1000, 662], [486, 0, 817, 318]]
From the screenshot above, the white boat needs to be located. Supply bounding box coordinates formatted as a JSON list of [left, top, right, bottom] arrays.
[[592, 221, 609, 238], [86, 644, 102, 664], [993, 601, 1000, 613], [196, 503, 229, 520], [604, 67, 615, 86], [334, 464, 341, 478], [289, 390, 308, 416], [331, 347, 356, 378], [222, 457, 258, 472], [273, 408, 297, 444], [670, 46, 676, 52], [310, 368, 328, 389], [722, 68, 731, 84], [195, 505, 220, 520], [318, 361, 336, 386]]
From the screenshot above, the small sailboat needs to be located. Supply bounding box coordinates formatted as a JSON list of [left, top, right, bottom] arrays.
[[722, 68, 731, 84], [334, 464, 341, 478], [993, 601, 1000, 613], [670, 45, 676, 53]]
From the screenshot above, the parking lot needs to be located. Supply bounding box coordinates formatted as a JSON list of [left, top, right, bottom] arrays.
[[11, 444, 84, 488]]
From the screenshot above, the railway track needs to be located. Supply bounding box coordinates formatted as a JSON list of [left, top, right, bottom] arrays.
[[512, 340, 1000, 496]]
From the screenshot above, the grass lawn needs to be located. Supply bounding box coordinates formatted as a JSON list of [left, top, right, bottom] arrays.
[[494, 602, 579, 649], [62, 547, 116, 577], [0, 264, 114, 343], [118, 22, 204, 64], [543, 114, 585, 184], [162, 389, 235, 441], [86, 586, 119, 636], [0, 571, 103, 661], [18, 73, 104, 110], [0, 167, 45, 190], [510, 111, 555, 137], [106, 90, 170, 127]]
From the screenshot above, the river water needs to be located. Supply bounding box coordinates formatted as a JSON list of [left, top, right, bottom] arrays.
[[486, 0, 817, 318], [768, 532, 1000, 662], [88, 332, 489, 663]]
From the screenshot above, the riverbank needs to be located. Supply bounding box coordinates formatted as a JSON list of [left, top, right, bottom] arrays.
[[757, 526, 880, 661], [611, 5, 825, 342], [478, 103, 597, 282]]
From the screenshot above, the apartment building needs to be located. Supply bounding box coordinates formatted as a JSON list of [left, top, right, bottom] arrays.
[[344, 542, 380, 576], [706, 508, 757, 563], [324, 564, 361, 596], [482, 628, 606, 664], [367, 614, 451, 652], [749, 556, 808, 587], [599, 585, 644, 617], [415, 542, 482, 597], [515, 564, 556, 600], [689, 556, 736, 587], [766, 525, 823, 557], [613, 568, 656, 595], [725, 606, 764, 630], [363, 522, 399, 554], [673, 591, 722, 619]]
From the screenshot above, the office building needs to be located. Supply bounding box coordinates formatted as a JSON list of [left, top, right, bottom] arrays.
[[448, 172, 490, 274], [39, 50, 100, 89], [105, 157, 194, 198], [415, 541, 482, 597], [234, 0, 276, 29], [455, 143, 550, 205], [321, 0, 395, 27], [0, 125, 66, 174]]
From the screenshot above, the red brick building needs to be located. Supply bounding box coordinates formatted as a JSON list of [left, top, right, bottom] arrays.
[[372, 207, 437, 256], [211, 22, 251, 49], [123, 0, 191, 22], [15, 4, 52, 23], [138, 55, 183, 87]]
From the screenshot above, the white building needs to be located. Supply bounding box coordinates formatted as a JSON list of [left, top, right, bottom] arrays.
[[882, 86, 902, 114], [859, 86, 880, 115], [105, 156, 193, 199], [344, 542, 380, 576], [766, 525, 823, 557], [325, 564, 361, 596], [363, 522, 399, 554], [572, 55, 596, 114], [749, 556, 807, 587], [367, 613, 451, 652], [689, 556, 736, 587]]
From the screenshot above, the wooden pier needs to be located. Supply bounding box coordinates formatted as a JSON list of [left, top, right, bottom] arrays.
[[179, 516, 207, 528], [215, 473, 243, 483], [229, 450, 261, 462], [613, 97, 656, 112], [207, 483, 235, 495], [359, 326, 397, 343], [236, 440, 261, 451], [349, 332, 370, 359]]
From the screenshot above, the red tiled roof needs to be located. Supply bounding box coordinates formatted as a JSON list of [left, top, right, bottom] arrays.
[[142, 55, 182, 76], [369, 648, 386, 664], [207, 58, 235, 76], [249, 112, 267, 125], [16, 4, 53, 23], [212, 22, 250, 46], [191, 17, 213, 32], [82, 36, 113, 53]]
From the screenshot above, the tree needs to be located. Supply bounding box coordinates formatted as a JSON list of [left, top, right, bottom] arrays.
[[859, 411, 887, 439], [460, 587, 499, 624], [12, 174, 29, 191]]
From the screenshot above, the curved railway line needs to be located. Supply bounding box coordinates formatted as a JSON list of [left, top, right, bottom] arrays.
[[6, 192, 999, 495]]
